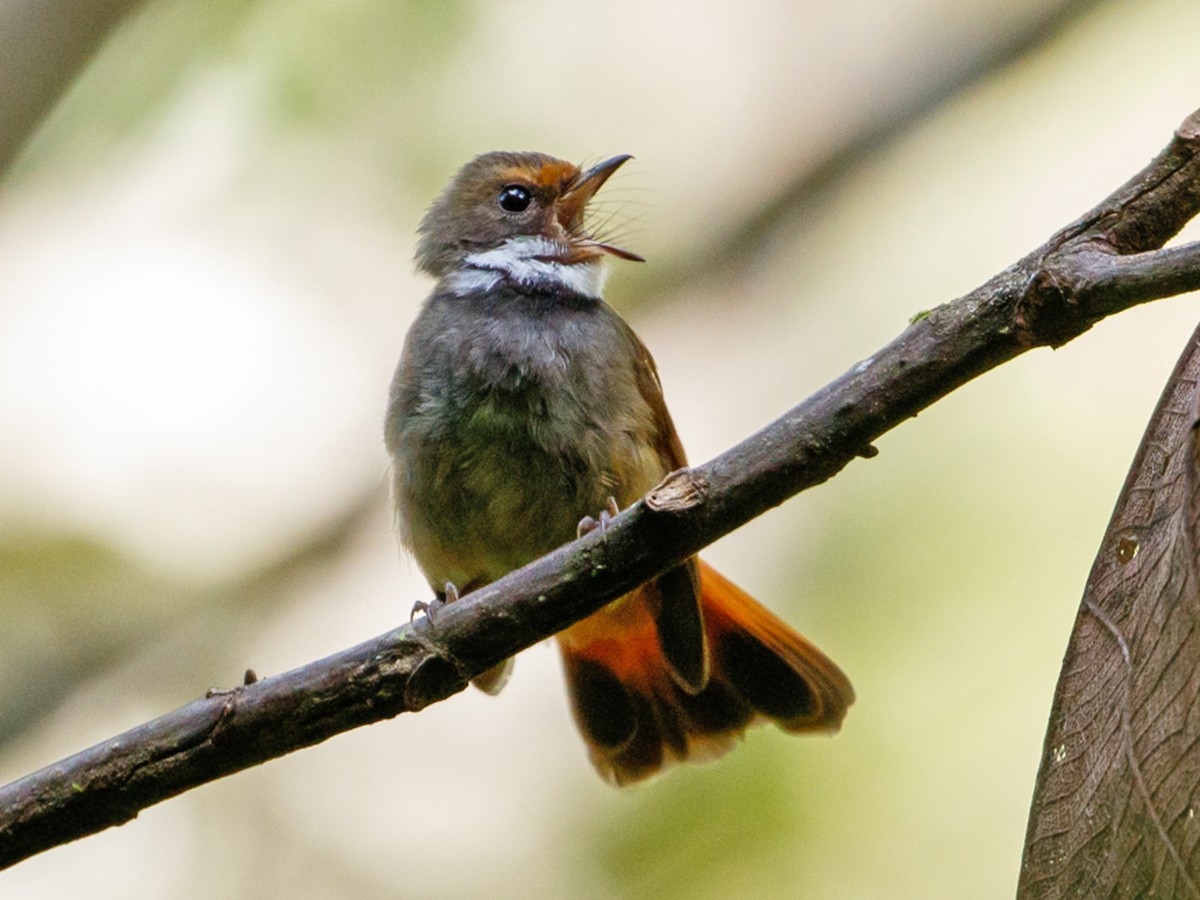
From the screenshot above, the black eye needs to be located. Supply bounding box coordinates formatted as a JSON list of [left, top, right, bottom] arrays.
[[498, 184, 532, 213]]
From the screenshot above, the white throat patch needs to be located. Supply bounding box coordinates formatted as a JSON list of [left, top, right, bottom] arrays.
[[444, 236, 609, 298]]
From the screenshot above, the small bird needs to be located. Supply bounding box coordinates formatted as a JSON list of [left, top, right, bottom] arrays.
[[385, 151, 853, 785]]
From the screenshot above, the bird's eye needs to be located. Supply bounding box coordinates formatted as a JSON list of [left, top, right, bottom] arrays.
[[498, 184, 532, 213]]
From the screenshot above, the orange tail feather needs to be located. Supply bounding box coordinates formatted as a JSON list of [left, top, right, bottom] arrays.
[[557, 560, 854, 785]]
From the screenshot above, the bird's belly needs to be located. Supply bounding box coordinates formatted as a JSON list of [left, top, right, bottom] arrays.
[[396, 401, 626, 590]]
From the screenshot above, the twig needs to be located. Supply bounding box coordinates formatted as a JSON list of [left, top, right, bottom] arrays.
[[656, 0, 1111, 294], [2, 107, 1200, 870], [0, 0, 147, 179]]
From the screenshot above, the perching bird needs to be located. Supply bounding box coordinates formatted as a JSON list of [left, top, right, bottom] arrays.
[[385, 151, 853, 785]]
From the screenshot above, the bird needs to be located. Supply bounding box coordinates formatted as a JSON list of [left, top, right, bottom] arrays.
[[385, 151, 854, 785]]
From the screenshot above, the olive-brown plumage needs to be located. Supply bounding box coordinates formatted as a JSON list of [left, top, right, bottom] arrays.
[[386, 151, 853, 784]]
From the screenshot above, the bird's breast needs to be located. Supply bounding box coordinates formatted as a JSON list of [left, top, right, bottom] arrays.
[[388, 288, 661, 587]]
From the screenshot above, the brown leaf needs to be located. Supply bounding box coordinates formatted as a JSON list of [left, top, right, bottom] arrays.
[[1019, 323, 1200, 898]]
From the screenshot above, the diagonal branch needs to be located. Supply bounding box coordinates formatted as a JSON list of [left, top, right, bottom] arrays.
[[0, 0, 148, 180], [2, 107, 1200, 871], [656, 0, 1113, 294]]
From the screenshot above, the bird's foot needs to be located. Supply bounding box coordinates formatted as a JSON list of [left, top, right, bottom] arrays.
[[410, 582, 459, 624], [577, 496, 621, 539]]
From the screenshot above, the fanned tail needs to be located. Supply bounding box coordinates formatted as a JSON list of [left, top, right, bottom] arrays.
[[557, 560, 854, 786]]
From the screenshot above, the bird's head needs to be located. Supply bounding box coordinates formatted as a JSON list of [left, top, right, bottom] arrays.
[[416, 151, 642, 296]]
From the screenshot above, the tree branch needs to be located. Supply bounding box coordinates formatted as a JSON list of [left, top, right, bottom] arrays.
[[0, 0, 148, 180], [3, 107, 1200, 870], [660, 0, 1112, 293]]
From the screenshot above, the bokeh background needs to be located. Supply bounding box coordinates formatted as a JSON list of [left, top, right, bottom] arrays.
[[1, 0, 1199, 897]]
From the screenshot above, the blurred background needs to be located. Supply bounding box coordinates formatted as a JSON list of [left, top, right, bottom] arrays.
[[1, 0, 1198, 896]]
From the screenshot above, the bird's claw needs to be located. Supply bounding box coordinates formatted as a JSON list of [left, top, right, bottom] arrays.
[[577, 496, 620, 539], [410, 597, 444, 624], [410, 582, 459, 624]]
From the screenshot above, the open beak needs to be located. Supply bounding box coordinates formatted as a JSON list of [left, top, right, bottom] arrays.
[[556, 154, 645, 262]]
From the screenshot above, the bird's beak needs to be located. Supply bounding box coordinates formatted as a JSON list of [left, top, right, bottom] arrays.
[[557, 154, 645, 262]]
